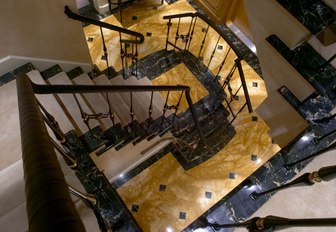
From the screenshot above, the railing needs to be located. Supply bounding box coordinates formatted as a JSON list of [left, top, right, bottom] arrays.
[[64, 6, 144, 78], [163, 12, 253, 124], [17, 74, 85, 232], [17, 73, 205, 230]]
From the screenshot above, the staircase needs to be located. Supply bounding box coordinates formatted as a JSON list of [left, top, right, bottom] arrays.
[[0, 1, 258, 231], [1, 44, 236, 230]]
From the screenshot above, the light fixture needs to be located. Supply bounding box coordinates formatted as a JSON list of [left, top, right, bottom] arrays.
[[301, 135, 310, 141]]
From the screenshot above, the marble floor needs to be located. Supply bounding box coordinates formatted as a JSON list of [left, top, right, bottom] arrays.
[[151, 63, 209, 113], [82, 0, 280, 231]]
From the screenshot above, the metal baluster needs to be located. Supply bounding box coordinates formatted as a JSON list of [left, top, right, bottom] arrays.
[[205, 35, 221, 73], [218, 64, 236, 94], [235, 58, 253, 113], [72, 93, 92, 132], [108, 0, 112, 14], [165, 19, 172, 50], [286, 141, 336, 168], [135, 41, 138, 77], [198, 25, 209, 58], [131, 43, 135, 75], [173, 90, 184, 123], [183, 16, 195, 51], [224, 98, 235, 118], [51, 138, 77, 169], [251, 165, 336, 200], [119, 32, 125, 78], [149, 91, 154, 119], [174, 18, 181, 51], [186, 16, 197, 51], [214, 47, 231, 81], [118, 0, 123, 24], [124, 43, 129, 71], [105, 93, 115, 126], [100, 26, 111, 78], [130, 92, 134, 124], [37, 99, 66, 142], [161, 91, 170, 125]]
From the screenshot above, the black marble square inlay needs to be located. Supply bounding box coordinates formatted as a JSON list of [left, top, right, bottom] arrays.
[[205, 191, 212, 199], [132, 16, 138, 21], [131, 204, 139, 212], [233, 95, 239, 100], [159, 184, 166, 192], [87, 37, 94, 42], [153, 6, 158, 10], [101, 55, 107, 60], [229, 172, 236, 179], [202, 28, 208, 33], [218, 45, 223, 50], [146, 32, 152, 37], [251, 154, 258, 161], [252, 116, 258, 121], [179, 212, 187, 220], [252, 82, 258, 87]]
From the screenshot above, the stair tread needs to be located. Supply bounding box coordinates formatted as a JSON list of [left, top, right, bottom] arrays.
[[132, 76, 174, 117], [72, 73, 120, 130], [90, 132, 173, 183], [92, 74, 136, 126], [124, 76, 162, 120], [27, 70, 74, 134], [110, 75, 149, 122], [47, 72, 98, 135]]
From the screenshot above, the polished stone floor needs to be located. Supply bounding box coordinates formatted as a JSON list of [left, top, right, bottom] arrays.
[[83, 0, 279, 231]]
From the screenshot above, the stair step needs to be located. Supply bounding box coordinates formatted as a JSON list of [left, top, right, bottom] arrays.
[[133, 76, 174, 117], [71, 73, 120, 130], [110, 75, 149, 122], [124, 76, 163, 120], [66, 66, 84, 80], [27, 70, 74, 134], [80, 126, 106, 152], [277, 0, 336, 34], [92, 74, 136, 126], [90, 132, 174, 183], [41, 64, 62, 80], [47, 72, 98, 135]]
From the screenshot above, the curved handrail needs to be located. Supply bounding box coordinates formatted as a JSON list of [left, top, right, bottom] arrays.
[[163, 12, 196, 19], [64, 6, 144, 44], [16, 74, 85, 232], [163, 12, 242, 58]]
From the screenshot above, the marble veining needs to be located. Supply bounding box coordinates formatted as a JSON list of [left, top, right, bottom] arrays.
[[267, 34, 336, 95], [277, 0, 336, 34], [0, 62, 35, 86]]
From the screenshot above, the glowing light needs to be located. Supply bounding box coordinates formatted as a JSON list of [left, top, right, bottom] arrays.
[[119, 174, 124, 178], [166, 227, 174, 232], [301, 135, 309, 141], [257, 158, 262, 164]]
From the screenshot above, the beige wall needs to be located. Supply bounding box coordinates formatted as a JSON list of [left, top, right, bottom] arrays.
[[227, 0, 253, 41], [0, 0, 91, 65], [193, 0, 233, 23]]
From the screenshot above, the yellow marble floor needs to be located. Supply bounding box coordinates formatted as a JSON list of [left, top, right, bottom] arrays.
[[82, 1, 280, 231], [117, 61, 279, 231], [151, 63, 208, 113]]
